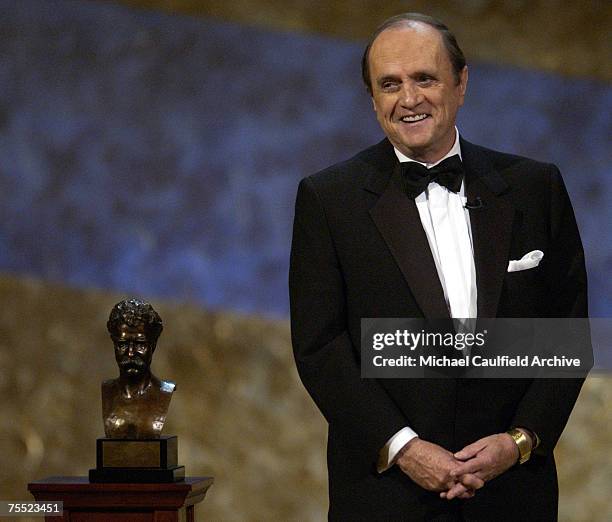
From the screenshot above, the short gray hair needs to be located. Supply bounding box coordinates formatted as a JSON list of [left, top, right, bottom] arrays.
[[361, 13, 467, 94]]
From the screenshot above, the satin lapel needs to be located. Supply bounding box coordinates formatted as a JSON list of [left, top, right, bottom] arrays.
[[368, 165, 450, 319], [461, 139, 515, 318]]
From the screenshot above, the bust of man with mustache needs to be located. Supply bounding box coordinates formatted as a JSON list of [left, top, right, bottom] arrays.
[[102, 298, 175, 439]]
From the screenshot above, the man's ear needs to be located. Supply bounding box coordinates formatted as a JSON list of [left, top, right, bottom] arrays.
[[458, 66, 468, 101], [371, 96, 377, 113]]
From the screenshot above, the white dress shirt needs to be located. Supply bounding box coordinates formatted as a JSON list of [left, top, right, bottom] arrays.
[[377, 128, 477, 472]]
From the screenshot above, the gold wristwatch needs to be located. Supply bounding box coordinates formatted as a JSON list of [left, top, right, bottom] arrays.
[[506, 428, 535, 464]]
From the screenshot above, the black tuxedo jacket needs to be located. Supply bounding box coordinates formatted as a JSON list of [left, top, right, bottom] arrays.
[[289, 138, 588, 521]]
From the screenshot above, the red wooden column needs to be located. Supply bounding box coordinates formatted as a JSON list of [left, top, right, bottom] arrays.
[[28, 476, 213, 522]]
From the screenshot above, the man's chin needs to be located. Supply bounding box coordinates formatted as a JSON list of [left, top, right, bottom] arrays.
[[396, 142, 432, 160], [394, 135, 450, 163]]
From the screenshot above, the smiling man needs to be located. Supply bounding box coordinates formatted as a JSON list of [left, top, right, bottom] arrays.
[[290, 12, 588, 521], [366, 20, 467, 164]]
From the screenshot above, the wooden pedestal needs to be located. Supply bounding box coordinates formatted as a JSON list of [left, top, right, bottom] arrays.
[[28, 476, 213, 522]]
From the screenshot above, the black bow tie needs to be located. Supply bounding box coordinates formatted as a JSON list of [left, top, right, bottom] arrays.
[[400, 155, 464, 198]]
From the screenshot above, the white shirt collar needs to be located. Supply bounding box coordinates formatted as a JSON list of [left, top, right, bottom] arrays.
[[393, 127, 462, 167]]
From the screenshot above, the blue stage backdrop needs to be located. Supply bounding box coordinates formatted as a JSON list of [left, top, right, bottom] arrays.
[[0, 0, 610, 317]]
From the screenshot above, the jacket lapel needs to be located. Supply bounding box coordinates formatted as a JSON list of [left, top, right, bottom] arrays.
[[461, 139, 515, 318], [365, 141, 450, 319], [364, 138, 516, 319]]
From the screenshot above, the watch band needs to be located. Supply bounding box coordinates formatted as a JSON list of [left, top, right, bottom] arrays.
[[531, 429, 541, 451], [506, 428, 532, 464]]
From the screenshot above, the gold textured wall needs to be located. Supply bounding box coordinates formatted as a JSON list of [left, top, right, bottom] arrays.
[[0, 276, 327, 520], [113, 0, 612, 81], [0, 274, 610, 520]]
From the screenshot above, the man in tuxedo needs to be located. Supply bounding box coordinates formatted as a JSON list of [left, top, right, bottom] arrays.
[[289, 12, 588, 521]]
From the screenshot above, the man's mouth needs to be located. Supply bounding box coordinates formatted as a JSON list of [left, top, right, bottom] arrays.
[[399, 114, 429, 123], [120, 359, 144, 368]]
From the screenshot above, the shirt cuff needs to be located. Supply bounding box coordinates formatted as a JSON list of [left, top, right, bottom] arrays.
[[377, 427, 419, 473]]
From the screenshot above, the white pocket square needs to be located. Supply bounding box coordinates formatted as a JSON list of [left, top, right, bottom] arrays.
[[507, 250, 544, 272]]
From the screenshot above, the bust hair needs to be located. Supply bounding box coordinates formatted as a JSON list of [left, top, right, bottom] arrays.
[[107, 298, 163, 341]]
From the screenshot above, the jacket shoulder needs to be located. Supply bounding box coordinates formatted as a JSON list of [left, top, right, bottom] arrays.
[[303, 139, 394, 193], [466, 141, 557, 175], [461, 140, 563, 197]]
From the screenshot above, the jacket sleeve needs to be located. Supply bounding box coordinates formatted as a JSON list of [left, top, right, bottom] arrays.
[[511, 165, 592, 455], [289, 176, 408, 465]]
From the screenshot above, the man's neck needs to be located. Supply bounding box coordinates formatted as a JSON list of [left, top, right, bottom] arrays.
[[119, 373, 153, 399], [394, 127, 461, 167]]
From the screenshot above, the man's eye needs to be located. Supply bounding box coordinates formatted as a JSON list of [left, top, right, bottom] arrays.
[[416, 76, 434, 85], [381, 82, 398, 91]]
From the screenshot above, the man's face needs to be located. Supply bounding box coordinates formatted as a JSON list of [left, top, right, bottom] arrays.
[[368, 23, 468, 163], [112, 324, 154, 379]]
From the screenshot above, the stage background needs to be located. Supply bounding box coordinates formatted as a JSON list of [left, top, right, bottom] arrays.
[[0, 1, 610, 520]]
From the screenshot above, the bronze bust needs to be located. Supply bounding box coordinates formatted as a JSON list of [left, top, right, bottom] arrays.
[[102, 299, 175, 439]]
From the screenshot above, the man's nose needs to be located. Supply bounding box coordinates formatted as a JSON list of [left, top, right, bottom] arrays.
[[127, 344, 136, 357], [400, 82, 422, 107]]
